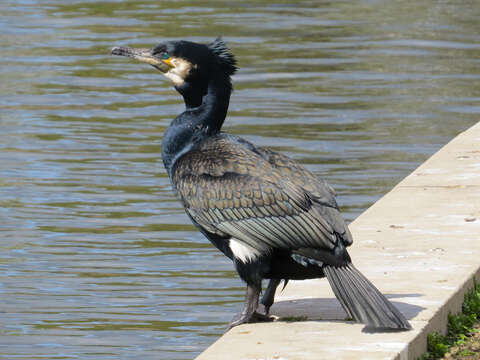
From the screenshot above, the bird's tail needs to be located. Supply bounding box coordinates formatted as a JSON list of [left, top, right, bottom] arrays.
[[323, 263, 411, 330]]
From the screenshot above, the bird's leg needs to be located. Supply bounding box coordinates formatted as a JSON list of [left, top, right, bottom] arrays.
[[260, 278, 281, 315], [228, 282, 260, 329], [227, 281, 273, 330]]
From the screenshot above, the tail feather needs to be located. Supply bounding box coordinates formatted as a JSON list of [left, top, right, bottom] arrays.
[[324, 263, 411, 330]]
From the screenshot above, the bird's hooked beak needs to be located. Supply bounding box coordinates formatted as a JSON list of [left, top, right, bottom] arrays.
[[111, 46, 173, 73]]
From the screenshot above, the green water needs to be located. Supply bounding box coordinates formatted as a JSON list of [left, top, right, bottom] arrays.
[[1, 0, 479, 359]]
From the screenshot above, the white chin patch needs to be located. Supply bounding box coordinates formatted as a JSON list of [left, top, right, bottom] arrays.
[[229, 238, 261, 263], [163, 58, 194, 87]]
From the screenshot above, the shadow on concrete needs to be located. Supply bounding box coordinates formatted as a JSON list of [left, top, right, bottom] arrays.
[[272, 294, 424, 330], [384, 293, 425, 320]]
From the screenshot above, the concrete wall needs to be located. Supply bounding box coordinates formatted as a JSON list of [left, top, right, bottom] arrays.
[[196, 121, 480, 360]]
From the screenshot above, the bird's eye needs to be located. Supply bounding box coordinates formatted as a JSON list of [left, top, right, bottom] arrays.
[[161, 52, 170, 60]]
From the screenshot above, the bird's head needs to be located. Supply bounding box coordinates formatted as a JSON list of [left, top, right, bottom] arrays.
[[111, 38, 237, 107]]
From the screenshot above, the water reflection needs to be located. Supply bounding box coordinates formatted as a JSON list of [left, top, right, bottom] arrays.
[[1, 0, 479, 358]]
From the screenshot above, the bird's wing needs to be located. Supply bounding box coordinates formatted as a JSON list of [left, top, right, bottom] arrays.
[[173, 135, 352, 254], [246, 142, 339, 209]]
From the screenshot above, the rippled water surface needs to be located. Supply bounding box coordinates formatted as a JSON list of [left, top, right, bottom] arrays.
[[1, 1, 479, 359]]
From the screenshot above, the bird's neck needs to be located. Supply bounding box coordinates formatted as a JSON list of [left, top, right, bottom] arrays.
[[194, 72, 232, 133], [162, 73, 232, 176]]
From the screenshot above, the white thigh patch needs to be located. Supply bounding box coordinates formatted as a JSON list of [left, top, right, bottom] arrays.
[[229, 239, 261, 263]]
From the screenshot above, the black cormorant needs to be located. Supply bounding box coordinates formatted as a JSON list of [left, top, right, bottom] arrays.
[[111, 38, 411, 330]]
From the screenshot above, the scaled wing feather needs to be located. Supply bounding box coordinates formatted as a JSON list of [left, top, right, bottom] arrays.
[[173, 134, 352, 255]]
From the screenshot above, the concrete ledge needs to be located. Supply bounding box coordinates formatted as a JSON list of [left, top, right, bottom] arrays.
[[196, 122, 480, 360]]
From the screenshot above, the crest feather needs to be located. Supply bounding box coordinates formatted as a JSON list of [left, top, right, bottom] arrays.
[[208, 37, 237, 76]]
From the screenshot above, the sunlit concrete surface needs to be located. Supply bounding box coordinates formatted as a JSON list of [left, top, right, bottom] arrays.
[[195, 121, 480, 360]]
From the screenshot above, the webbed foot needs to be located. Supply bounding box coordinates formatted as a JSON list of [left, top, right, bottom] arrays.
[[227, 281, 270, 331], [227, 311, 274, 330]]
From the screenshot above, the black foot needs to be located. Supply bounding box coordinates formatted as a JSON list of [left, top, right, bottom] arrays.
[[227, 311, 274, 330], [251, 311, 274, 322]]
